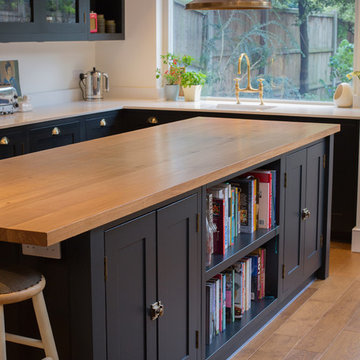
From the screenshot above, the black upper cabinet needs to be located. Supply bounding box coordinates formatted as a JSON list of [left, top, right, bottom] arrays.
[[0, 0, 124, 42]]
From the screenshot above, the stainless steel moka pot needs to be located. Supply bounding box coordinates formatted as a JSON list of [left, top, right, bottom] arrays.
[[79, 67, 109, 101]]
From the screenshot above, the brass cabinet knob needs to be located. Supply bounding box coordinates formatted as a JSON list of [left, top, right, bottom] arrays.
[[147, 116, 159, 124], [100, 118, 107, 127], [150, 300, 164, 320], [302, 208, 311, 220], [0, 136, 9, 145], [51, 127, 60, 136]]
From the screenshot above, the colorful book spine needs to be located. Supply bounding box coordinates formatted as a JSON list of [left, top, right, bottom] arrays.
[[212, 198, 225, 255]]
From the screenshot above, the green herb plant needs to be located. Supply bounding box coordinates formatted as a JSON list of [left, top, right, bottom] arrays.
[[180, 71, 207, 88]]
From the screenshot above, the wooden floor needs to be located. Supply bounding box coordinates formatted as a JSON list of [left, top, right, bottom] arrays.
[[231, 242, 360, 360]]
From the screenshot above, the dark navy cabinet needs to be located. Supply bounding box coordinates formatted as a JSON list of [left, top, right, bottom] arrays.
[[104, 194, 201, 360], [282, 141, 326, 297], [0, 127, 26, 159], [29, 120, 81, 153], [0, 0, 88, 42], [85, 112, 124, 140]]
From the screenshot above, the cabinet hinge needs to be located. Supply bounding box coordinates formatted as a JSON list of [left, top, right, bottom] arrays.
[[320, 234, 324, 248], [104, 256, 108, 282], [83, 12, 86, 24], [195, 330, 199, 349], [196, 213, 200, 233], [282, 264, 285, 279], [284, 172, 287, 188], [323, 154, 326, 169]]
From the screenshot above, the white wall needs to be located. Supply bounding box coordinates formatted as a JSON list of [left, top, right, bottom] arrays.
[[95, 0, 162, 99], [0, 41, 95, 105], [0, 0, 163, 103]]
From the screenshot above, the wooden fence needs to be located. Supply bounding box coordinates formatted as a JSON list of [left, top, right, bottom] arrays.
[[173, 2, 337, 99]]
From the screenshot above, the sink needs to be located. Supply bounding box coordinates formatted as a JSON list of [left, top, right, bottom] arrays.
[[216, 103, 276, 112]]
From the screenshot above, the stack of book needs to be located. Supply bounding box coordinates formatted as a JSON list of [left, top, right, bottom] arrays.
[[205, 247, 267, 345], [206, 169, 276, 258]]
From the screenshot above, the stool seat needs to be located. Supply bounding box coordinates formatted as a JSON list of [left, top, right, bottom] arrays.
[[0, 266, 45, 305]]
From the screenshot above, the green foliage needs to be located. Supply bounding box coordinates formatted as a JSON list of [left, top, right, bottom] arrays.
[[329, 39, 354, 83], [180, 71, 207, 87], [156, 53, 195, 85]]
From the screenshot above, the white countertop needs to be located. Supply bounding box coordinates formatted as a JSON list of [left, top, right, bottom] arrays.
[[1, 98, 360, 130]]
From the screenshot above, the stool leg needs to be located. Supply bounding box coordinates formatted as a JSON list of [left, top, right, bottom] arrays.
[[32, 292, 59, 360], [0, 305, 6, 360]]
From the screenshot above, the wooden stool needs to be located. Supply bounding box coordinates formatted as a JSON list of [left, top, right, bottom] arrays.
[[0, 266, 59, 360]]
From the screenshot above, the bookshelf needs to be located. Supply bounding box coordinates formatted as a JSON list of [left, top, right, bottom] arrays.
[[204, 161, 281, 359]]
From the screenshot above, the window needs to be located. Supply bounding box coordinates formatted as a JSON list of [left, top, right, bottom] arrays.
[[172, 0, 355, 102]]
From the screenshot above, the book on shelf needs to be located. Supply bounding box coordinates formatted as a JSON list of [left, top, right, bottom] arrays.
[[233, 262, 244, 318], [245, 170, 272, 229], [225, 269, 235, 323], [212, 198, 226, 255], [208, 184, 231, 249], [250, 247, 266, 299], [231, 177, 255, 233]]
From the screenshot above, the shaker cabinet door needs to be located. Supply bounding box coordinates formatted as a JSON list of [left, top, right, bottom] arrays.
[[303, 142, 325, 278], [283, 149, 306, 296], [105, 212, 157, 360], [157, 194, 200, 360]]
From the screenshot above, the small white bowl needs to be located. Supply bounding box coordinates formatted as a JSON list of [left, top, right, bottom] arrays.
[[333, 83, 353, 108]]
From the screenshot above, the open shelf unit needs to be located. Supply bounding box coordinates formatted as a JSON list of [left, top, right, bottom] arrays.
[[206, 226, 280, 280], [206, 296, 277, 359], [204, 159, 281, 359], [89, 0, 124, 41]]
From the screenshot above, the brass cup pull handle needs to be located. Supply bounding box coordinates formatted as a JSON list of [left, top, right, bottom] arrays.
[[100, 119, 107, 127], [147, 116, 158, 125], [52, 127, 60, 136], [302, 208, 311, 220], [0, 136, 9, 145], [150, 301, 164, 320]]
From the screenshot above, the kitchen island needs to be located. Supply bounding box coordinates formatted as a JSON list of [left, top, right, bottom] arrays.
[[0, 117, 339, 360]]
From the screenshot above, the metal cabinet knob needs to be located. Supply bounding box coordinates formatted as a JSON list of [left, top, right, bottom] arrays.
[[150, 300, 164, 320], [100, 119, 107, 127], [302, 208, 311, 220], [51, 127, 60, 136], [0, 136, 9, 145], [147, 116, 159, 124]]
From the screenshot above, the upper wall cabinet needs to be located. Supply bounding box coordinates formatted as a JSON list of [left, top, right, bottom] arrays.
[[0, 0, 124, 42]]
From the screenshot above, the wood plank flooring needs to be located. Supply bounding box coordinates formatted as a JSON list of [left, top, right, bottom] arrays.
[[231, 242, 360, 360]]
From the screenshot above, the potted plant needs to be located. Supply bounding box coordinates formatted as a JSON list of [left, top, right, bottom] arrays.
[[180, 71, 207, 102], [156, 54, 193, 101]]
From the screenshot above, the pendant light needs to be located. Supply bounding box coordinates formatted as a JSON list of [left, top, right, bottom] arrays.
[[185, 0, 271, 10]]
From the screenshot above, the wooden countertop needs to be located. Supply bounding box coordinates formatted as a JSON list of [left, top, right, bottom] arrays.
[[0, 117, 340, 246]]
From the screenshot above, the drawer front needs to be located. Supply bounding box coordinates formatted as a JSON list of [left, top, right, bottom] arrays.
[[122, 109, 188, 132], [0, 129, 25, 160], [85, 112, 123, 141], [29, 121, 81, 153]]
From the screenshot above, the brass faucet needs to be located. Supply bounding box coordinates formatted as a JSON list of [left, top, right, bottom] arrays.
[[234, 53, 264, 105]]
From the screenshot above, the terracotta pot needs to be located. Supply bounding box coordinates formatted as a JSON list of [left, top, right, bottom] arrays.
[[183, 85, 202, 102]]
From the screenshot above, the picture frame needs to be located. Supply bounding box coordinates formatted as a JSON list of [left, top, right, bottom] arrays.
[[0, 60, 22, 97]]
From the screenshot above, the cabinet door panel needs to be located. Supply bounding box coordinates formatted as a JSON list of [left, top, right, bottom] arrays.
[[283, 149, 306, 295], [105, 212, 157, 360], [304, 142, 325, 277], [157, 194, 200, 360]]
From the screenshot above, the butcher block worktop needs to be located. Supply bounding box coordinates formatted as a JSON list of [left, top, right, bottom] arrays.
[[0, 117, 340, 246]]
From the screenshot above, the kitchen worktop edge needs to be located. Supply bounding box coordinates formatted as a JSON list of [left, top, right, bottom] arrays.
[[0, 98, 359, 129]]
